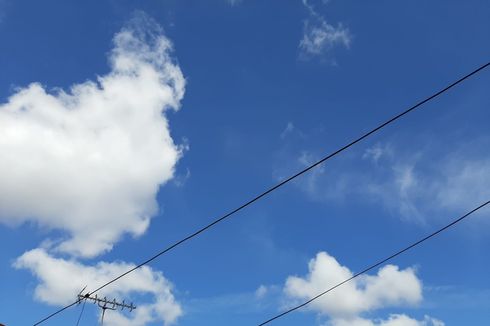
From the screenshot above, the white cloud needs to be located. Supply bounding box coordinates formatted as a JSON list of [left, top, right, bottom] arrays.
[[280, 122, 296, 139], [365, 145, 490, 222], [227, 0, 242, 6], [300, 0, 351, 59], [6, 13, 187, 325], [255, 285, 269, 299], [0, 13, 186, 257], [433, 156, 490, 212], [331, 314, 445, 326], [282, 252, 443, 325], [173, 167, 191, 187], [0, 0, 7, 23], [300, 20, 351, 56], [367, 163, 425, 224], [14, 248, 182, 325], [284, 252, 422, 318], [380, 315, 444, 326], [293, 150, 353, 202], [363, 143, 393, 164], [281, 140, 490, 224]]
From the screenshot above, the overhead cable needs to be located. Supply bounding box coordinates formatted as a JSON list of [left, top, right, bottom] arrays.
[[257, 200, 490, 325], [33, 61, 490, 325]]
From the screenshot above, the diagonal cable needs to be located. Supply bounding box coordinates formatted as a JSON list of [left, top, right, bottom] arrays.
[[257, 200, 490, 325], [75, 298, 87, 326], [33, 61, 490, 325]]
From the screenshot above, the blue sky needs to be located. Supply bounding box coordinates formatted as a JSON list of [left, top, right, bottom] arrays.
[[0, 1, 489, 325]]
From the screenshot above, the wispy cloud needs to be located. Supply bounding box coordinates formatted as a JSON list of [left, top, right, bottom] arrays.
[[362, 143, 394, 165], [226, 0, 242, 6], [280, 122, 296, 139], [0, 0, 8, 24], [299, 0, 351, 61], [364, 142, 490, 224], [184, 287, 281, 316], [275, 135, 490, 225]]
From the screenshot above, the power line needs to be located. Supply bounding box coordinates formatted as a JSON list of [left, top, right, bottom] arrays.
[[33, 61, 490, 325], [36, 301, 79, 326], [258, 200, 490, 325]]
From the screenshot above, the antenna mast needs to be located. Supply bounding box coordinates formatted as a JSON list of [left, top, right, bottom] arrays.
[[77, 292, 136, 325]]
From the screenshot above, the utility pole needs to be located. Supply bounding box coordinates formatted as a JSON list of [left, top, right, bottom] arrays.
[[77, 292, 136, 325]]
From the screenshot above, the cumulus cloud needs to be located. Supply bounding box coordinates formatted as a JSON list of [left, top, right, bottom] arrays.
[[284, 252, 422, 318], [6, 14, 187, 325], [14, 248, 182, 325], [282, 252, 443, 325], [299, 0, 351, 59], [0, 13, 185, 257]]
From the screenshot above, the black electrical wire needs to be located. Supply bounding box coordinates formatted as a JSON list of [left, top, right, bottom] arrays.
[[75, 299, 87, 326], [33, 61, 490, 325], [35, 301, 79, 326], [257, 200, 490, 325]]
